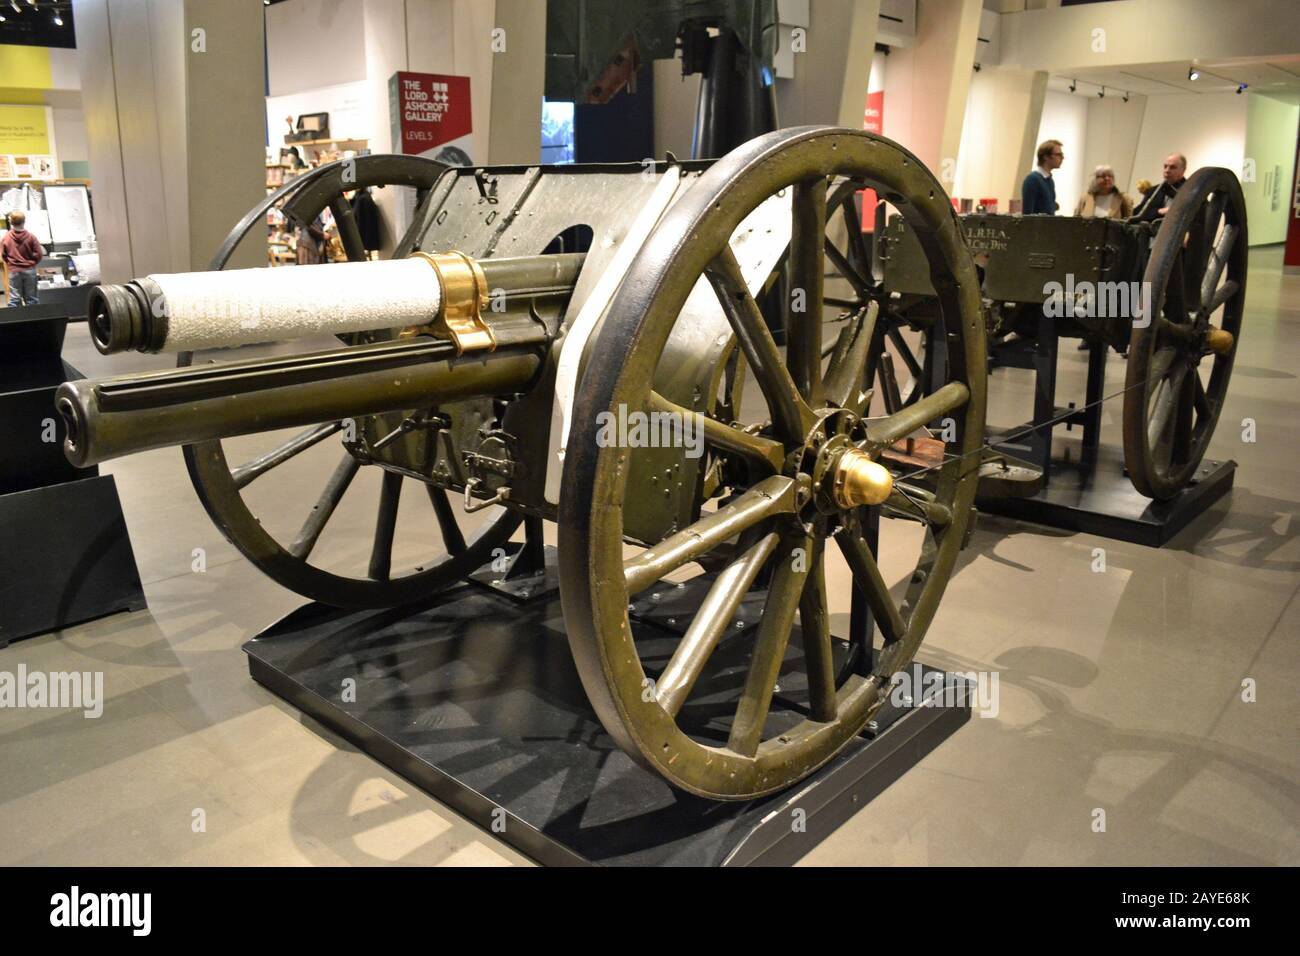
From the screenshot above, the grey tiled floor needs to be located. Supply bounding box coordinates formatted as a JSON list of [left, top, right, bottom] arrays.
[[1, 248, 1295, 866]]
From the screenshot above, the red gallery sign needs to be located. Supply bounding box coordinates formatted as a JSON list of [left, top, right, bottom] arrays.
[[390, 71, 472, 155], [860, 90, 885, 231]]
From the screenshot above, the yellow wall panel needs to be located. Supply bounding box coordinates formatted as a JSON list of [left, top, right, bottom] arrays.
[[0, 104, 50, 154]]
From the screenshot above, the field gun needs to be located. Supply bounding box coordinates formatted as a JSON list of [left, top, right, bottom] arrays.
[[58, 127, 988, 800]]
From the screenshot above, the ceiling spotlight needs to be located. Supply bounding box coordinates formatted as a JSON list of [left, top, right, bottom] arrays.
[[53, 13, 61, 24], [1069, 79, 1077, 93], [1236, 82, 1248, 94], [0, 12, 6, 20], [1123, 91, 1130, 103], [1098, 86, 1106, 98], [1189, 67, 1200, 81], [9, 1, 19, 13]]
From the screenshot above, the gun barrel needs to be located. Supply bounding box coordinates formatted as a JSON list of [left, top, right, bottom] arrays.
[[58, 328, 546, 468], [88, 252, 585, 354]]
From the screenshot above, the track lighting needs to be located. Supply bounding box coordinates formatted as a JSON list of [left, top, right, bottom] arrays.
[[1236, 83, 1248, 94], [1068, 79, 1077, 93], [1188, 67, 1200, 81], [1123, 91, 1130, 103], [1098, 86, 1106, 98]]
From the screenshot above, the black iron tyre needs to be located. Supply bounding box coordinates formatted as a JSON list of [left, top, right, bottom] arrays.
[[179, 155, 520, 608], [1122, 168, 1247, 500]]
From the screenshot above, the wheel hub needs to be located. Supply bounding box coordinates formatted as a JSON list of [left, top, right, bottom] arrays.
[[791, 409, 894, 514]]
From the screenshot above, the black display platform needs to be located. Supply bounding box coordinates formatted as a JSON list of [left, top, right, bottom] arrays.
[[0, 292, 147, 646], [0, 474, 147, 646], [244, 585, 972, 866], [977, 441, 1235, 547]]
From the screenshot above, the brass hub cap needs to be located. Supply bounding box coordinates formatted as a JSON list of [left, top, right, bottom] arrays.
[[828, 447, 894, 508]]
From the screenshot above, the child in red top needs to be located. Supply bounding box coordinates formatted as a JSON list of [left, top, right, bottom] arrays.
[[3, 210, 45, 306]]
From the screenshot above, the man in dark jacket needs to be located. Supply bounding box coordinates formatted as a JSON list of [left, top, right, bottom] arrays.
[[2, 210, 45, 306], [1021, 139, 1064, 215], [1132, 153, 1187, 222]]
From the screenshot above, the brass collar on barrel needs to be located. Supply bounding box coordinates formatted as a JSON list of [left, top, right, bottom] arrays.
[[403, 251, 497, 354]]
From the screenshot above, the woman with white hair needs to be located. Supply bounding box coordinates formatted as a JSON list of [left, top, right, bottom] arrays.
[[1075, 165, 1134, 219]]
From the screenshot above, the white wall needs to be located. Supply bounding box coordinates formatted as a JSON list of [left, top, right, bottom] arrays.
[[1081, 92, 1147, 202], [1244, 92, 1299, 246], [266, 80, 371, 151], [953, 66, 1045, 207], [1130, 92, 1248, 199], [266, 0, 367, 96], [51, 106, 89, 165], [1034, 89, 1087, 212]]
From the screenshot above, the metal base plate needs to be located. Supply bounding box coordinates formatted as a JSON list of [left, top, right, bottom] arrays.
[[243, 586, 971, 866], [976, 441, 1235, 547]]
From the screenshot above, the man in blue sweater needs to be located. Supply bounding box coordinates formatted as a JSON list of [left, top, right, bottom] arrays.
[[1021, 139, 1064, 215]]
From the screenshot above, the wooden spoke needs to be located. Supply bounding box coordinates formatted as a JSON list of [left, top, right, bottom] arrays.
[[1171, 363, 1196, 464], [798, 532, 837, 722], [878, 351, 903, 414], [427, 484, 466, 555], [1193, 373, 1212, 419], [368, 470, 403, 581], [1203, 279, 1240, 317], [887, 325, 923, 380], [649, 390, 784, 473], [706, 246, 813, 442], [231, 421, 343, 490], [1199, 223, 1239, 310], [837, 188, 872, 282], [624, 475, 797, 595], [824, 240, 873, 299], [330, 196, 367, 262], [1147, 361, 1191, 470], [289, 451, 361, 560], [656, 531, 780, 717], [1147, 344, 1179, 385], [835, 525, 906, 646], [728, 535, 812, 756], [885, 482, 952, 526], [787, 177, 828, 406], [1164, 249, 1190, 324], [823, 302, 879, 411], [865, 381, 969, 449]]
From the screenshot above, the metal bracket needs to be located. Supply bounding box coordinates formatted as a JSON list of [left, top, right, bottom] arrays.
[[464, 477, 509, 512], [403, 251, 497, 354]]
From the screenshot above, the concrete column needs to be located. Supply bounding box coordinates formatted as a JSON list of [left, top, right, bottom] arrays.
[[775, 0, 881, 130], [185, 0, 267, 271], [73, 0, 265, 280], [1082, 93, 1147, 201], [954, 66, 1048, 206], [881, 0, 983, 175], [488, 0, 545, 165]]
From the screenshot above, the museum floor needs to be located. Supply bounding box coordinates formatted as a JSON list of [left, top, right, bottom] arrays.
[[2, 246, 1297, 867]]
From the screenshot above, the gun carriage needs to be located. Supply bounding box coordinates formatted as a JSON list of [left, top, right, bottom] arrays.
[[874, 169, 1246, 503], [58, 127, 987, 800]]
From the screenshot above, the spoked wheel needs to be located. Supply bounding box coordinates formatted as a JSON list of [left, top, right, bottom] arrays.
[[822, 180, 932, 412], [1123, 168, 1247, 500], [559, 127, 986, 800], [179, 155, 520, 607]]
